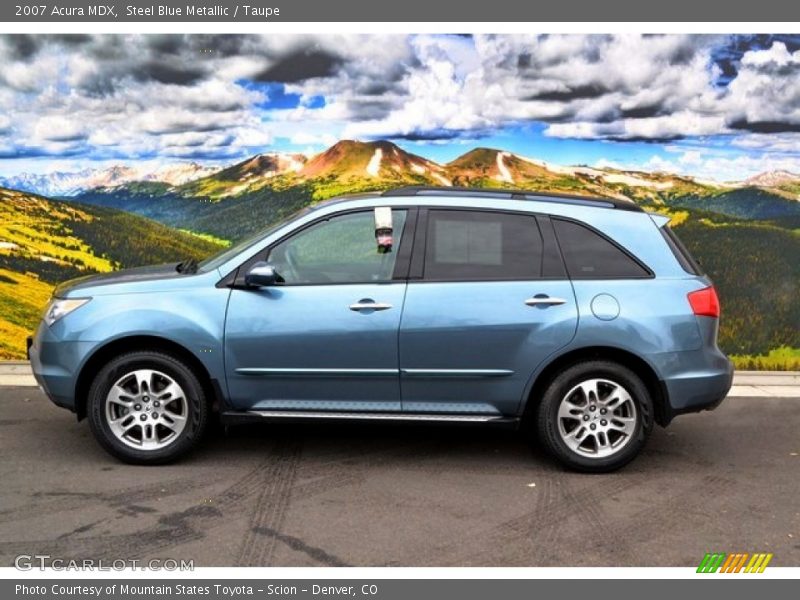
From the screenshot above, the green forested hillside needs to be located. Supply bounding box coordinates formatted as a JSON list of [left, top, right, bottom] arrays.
[[73, 185, 317, 240], [0, 187, 223, 359], [666, 188, 800, 221], [66, 204, 225, 267], [673, 216, 799, 355]]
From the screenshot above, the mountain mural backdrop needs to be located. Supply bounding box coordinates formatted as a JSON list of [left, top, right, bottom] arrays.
[[1, 140, 798, 368]]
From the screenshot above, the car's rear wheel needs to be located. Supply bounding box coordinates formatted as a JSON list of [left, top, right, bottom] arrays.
[[87, 351, 209, 464], [535, 360, 653, 472]]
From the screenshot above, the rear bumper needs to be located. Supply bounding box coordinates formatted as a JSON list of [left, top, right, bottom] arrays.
[[663, 367, 733, 417], [649, 347, 734, 424]]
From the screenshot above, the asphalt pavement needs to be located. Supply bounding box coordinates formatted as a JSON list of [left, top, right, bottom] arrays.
[[0, 388, 798, 567]]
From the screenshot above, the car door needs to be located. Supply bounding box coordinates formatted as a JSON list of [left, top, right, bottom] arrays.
[[399, 209, 578, 416], [224, 208, 412, 412]]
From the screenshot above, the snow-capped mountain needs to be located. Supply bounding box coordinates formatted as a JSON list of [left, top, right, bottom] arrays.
[[5, 143, 800, 202], [744, 170, 800, 188], [0, 162, 220, 197], [0, 169, 101, 197]]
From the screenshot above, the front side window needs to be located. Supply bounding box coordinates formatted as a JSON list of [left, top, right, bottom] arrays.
[[267, 210, 407, 284], [423, 210, 543, 281]]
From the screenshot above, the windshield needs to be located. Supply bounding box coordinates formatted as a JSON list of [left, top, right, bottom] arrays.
[[197, 206, 314, 273]]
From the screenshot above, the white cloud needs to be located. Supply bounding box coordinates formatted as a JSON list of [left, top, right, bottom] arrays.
[[32, 115, 87, 142], [639, 150, 800, 182], [1, 33, 800, 177], [723, 42, 800, 130], [289, 131, 338, 147], [728, 133, 800, 153], [546, 112, 726, 141]]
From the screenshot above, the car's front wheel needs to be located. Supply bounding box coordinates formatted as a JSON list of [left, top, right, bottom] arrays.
[[535, 360, 654, 472], [87, 351, 209, 464]]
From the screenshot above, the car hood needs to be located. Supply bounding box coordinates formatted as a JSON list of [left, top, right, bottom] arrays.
[[54, 263, 184, 296]]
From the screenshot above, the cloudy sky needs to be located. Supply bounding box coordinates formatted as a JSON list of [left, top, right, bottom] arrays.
[[0, 33, 799, 181]]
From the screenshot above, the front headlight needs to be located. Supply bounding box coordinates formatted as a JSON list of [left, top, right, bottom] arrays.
[[43, 298, 91, 327]]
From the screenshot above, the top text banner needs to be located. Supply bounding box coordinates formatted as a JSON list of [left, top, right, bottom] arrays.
[[2, 0, 799, 22]]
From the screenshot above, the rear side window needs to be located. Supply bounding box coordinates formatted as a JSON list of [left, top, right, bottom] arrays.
[[424, 210, 542, 280], [660, 225, 703, 275], [553, 218, 650, 279]]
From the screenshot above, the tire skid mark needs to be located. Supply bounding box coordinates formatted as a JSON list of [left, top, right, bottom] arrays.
[[501, 475, 640, 536], [237, 439, 303, 566], [403, 462, 564, 566], [290, 472, 363, 499], [493, 475, 641, 566], [0, 437, 430, 564], [251, 526, 352, 567], [430, 474, 641, 566], [1, 436, 523, 566], [0, 474, 229, 523], [556, 478, 638, 565], [522, 473, 737, 567], [0, 443, 293, 562], [0, 505, 216, 564], [599, 473, 737, 555], [430, 470, 735, 567], [526, 478, 562, 565]]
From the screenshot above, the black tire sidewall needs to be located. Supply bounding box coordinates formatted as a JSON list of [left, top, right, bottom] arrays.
[[87, 351, 208, 464], [537, 360, 654, 472]]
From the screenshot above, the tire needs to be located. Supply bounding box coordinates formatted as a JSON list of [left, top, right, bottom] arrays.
[[87, 351, 209, 465], [535, 360, 654, 473]]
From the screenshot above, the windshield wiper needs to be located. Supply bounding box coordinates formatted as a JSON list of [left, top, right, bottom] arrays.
[[175, 258, 198, 274]]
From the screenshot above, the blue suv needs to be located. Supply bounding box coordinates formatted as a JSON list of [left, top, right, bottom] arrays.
[[29, 187, 733, 471]]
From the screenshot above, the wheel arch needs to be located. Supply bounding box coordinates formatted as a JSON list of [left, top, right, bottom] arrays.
[[523, 346, 670, 427], [74, 335, 225, 420]]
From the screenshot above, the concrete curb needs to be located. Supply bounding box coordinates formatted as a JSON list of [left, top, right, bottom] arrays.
[[0, 362, 798, 398], [0, 362, 39, 388], [729, 370, 800, 397]]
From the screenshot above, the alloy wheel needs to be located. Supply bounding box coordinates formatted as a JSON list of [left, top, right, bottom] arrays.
[[104, 369, 189, 450], [556, 378, 638, 459]]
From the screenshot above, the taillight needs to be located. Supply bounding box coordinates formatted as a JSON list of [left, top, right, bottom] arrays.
[[687, 286, 720, 318]]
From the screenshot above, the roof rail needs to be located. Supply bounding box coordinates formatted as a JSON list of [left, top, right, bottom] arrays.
[[380, 186, 643, 212]]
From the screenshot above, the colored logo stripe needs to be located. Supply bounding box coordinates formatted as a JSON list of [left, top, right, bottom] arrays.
[[697, 553, 726, 573], [720, 553, 749, 573], [745, 553, 773, 573], [697, 552, 773, 573]]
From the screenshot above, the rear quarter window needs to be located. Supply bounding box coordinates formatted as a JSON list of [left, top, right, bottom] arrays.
[[553, 218, 651, 279], [660, 225, 703, 275]]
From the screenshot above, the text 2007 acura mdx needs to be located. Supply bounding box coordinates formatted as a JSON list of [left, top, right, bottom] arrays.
[[29, 187, 733, 471]]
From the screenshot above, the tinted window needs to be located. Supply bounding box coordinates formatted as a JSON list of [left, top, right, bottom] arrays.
[[267, 210, 407, 284], [424, 210, 542, 280], [660, 225, 703, 275], [553, 218, 650, 279]]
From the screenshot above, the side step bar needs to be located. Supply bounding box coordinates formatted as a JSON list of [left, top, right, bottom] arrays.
[[220, 410, 519, 426]]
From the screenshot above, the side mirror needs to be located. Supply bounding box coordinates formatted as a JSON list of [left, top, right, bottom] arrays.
[[245, 262, 279, 287]]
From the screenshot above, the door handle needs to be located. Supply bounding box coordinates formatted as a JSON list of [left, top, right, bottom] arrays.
[[349, 300, 393, 312], [525, 296, 567, 307]]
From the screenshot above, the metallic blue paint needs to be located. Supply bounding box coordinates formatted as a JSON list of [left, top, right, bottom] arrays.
[[29, 192, 732, 424], [224, 282, 407, 411], [399, 279, 578, 415]]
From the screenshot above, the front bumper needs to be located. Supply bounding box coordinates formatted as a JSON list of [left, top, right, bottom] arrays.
[[28, 323, 94, 412]]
